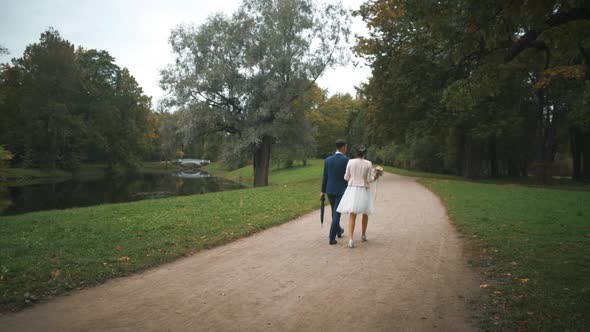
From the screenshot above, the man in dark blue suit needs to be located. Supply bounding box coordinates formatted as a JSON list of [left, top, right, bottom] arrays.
[[321, 139, 349, 245]]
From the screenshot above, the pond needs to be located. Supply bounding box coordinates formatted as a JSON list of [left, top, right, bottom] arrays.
[[0, 170, 242, 216]]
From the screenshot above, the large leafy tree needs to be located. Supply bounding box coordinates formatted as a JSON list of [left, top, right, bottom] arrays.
[[305, 92, 365, 157], [161, 0, 350, 186], [357, 0, 590, 180], [12, 28, 87, 169], [77, 49, 151, 170]]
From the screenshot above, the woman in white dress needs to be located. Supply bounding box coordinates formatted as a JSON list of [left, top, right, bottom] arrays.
[[336, 145, 383, 248]]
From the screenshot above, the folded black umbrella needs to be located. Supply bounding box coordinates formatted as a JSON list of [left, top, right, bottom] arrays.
[[320, 194, 325, 228]]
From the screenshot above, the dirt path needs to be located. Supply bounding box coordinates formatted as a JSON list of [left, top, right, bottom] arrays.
[[1, 173, 480, 331]]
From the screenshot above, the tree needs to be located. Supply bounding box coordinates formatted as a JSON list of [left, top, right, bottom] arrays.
[[0, 29, 152, 172], [305, 92, 364, 157], [12, 28, 86, 169], [154, 109, 181, 168], [161, 0, 350, 186], [0, 64, 25, 165], [77, 48, 151, 171], [0, 145, 12, 167], [356, 0, 590, 180]]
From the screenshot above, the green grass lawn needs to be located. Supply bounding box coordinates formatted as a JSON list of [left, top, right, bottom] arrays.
[[381, 165, 590, 191], [421, 179, 590, 331], [380, 165, 462, 180], [0, 160, 324, 312], [0, 167, 72, 185], [0, 162, 178, 186], [201, 161, 232, 178], [204, 160, 321, 187]]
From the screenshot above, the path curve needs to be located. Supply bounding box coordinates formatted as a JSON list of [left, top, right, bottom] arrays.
[[1, 173, 480, 331]]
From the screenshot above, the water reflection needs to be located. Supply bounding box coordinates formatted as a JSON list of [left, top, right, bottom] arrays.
[[0, 171, 241, 216], [172, 170, 212, 179]]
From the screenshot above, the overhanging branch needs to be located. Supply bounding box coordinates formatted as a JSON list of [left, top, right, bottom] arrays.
[[507, 8, 590, 61]]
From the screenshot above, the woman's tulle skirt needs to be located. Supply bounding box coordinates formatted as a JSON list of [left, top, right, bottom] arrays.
[[336, 186, 374, 215]]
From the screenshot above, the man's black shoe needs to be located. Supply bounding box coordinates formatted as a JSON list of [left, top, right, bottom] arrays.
[[329, 240, 338, 245], [337, 229, 344, 238]]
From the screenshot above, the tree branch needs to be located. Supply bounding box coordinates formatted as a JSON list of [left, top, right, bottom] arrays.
[[287, 22, 342, 104], [578, 45, 590, 80], [213, 90, 243, 114], [507, 8, 590, 61]]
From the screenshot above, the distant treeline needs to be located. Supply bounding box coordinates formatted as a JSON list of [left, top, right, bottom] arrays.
[[0, 27, 366, 174], [0, 29, 152, 171]]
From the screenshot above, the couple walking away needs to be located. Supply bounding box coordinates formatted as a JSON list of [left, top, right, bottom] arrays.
[[321, 139, 383, 248]]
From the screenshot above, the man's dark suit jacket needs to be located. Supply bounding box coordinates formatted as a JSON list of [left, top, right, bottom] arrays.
[[322, 153, 349, 196]]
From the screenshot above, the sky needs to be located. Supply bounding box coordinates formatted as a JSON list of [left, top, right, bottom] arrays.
[[0, 0, 372, 105]]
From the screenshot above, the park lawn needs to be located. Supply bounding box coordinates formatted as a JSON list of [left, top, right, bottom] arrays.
[[421, 178, 590, 331], [382, 164, 590, 191], [205, 159, 322, 187], [380, 165, 462, 181], [203, 162, 254, 186], [139, 161, 181, 174], [0, 161, 324, 312], [201, 161, 232, 178]]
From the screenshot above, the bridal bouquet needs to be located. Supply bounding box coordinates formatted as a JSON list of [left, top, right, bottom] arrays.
[[375, 166, 384, 176]]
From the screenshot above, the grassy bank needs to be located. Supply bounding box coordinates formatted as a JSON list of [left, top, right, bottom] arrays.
[[381, 165, 590, 191], [0, 167, 71, 183], [0, 162, 176, 186], [0, 160, 324, 312], [380, 165, 462, 181], [420, 178, 590, 330], [204, 160, 319, 187]]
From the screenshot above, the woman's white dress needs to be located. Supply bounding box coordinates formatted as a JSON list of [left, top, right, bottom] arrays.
[[336, 158, 377, 215]]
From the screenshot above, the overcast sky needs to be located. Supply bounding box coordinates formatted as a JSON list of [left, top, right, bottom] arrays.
[[0, 0, 371, 105]]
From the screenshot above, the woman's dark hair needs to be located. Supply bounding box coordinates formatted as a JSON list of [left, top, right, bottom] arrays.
[[356, 145, 367, 158]]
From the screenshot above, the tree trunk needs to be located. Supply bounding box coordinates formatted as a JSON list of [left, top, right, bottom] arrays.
[[535, 89, 559, 183], [455, 128, 466, 176], [507, 159, 518, 177], [253, 135, 272, 187], [490, 134, 499, 178], [583, 130, 590, 180], [462, 137, 473, 178], [570, 126, 582, 180]]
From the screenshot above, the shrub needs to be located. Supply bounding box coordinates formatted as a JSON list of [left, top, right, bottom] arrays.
[[0, 146, 14, 168]]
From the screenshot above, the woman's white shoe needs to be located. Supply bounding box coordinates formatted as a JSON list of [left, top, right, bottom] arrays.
[[348, 239, 354, 248], [361, 235, 367, 242]]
